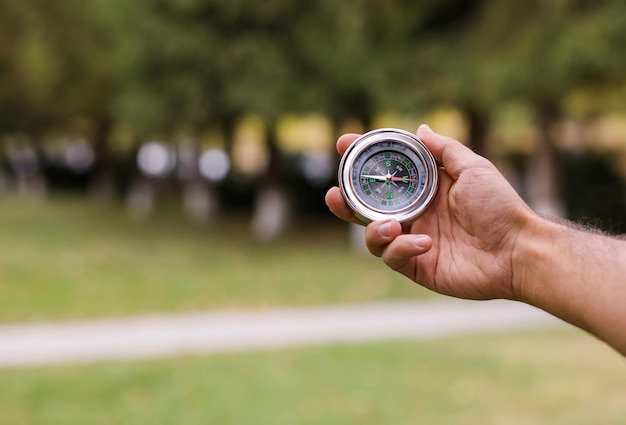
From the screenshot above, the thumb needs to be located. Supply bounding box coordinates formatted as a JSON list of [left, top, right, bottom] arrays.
[[381, 234, 433, 272], [416, 124, 488, 179]]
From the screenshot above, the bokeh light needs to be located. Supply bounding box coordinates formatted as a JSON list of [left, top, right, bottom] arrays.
[[198, 148, 230, 183], [137, 142, 175, 178]]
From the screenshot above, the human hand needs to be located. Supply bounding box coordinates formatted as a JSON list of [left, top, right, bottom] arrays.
[[326, 124, 536, 301]]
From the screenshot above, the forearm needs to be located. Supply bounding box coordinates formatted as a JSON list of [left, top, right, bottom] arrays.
[[514, 215, 626, 354]]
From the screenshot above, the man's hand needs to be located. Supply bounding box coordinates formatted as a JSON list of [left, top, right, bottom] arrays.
[[326, 124, 535, 301], [327, 124, 626, 356]]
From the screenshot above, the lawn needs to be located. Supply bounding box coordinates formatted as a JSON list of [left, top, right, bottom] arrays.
[[0, 329, 624, 425], [1, 196, 624, 424], [0, 195, 428, 323]]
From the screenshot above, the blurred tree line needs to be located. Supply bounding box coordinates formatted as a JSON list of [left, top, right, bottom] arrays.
[[1, 0, 626, 234]]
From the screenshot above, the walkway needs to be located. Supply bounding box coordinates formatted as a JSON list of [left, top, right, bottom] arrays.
[[0, 299, 564, 368]]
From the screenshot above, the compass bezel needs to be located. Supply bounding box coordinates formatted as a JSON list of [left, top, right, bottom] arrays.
[[338, 128, 439, 223]]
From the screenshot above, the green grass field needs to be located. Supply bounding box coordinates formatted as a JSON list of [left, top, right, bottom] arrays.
[[0, 195, 624, 424], [1, 330, 624, 424], [0, 195, 428, 323]]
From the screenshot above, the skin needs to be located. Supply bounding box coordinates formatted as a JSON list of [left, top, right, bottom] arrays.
[[326, 124, 626, 355]]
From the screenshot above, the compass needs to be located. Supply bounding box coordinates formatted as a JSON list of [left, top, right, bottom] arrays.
[[338, 128, 439, 223]]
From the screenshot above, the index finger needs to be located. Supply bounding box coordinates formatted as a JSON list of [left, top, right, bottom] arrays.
[[336, 133, 361, 155]]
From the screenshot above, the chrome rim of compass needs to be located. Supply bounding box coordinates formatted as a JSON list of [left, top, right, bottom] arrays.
[[338, 128, 439, 223]]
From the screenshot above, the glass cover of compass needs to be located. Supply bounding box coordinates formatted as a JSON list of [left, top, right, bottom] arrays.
[[338, 128, 439, 223]]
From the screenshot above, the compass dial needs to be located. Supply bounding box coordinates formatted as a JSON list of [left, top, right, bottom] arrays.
[[338, 129, 438, 223]]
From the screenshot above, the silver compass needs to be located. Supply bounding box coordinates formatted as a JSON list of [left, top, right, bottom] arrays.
[[338, 128, 439, 223]]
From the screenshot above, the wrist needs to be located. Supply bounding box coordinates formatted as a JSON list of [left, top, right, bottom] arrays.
[[509, 213, 562, 305], [510, 213, 626, 353]]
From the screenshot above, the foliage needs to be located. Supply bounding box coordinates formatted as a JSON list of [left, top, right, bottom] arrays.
[[1, 1, 626, 146]]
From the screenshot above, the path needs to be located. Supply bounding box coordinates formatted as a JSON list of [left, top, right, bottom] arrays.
[[0, 299, 565, 368]]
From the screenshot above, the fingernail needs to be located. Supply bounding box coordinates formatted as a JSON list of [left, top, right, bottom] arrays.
[[414, 235, 430, 249], [418, 124, 432, 133], [378, 221, 393, 237]]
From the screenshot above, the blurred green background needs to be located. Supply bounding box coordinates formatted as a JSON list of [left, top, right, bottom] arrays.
[[1, 0, 626, 423]]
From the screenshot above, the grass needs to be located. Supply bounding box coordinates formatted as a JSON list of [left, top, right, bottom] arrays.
[[0, 195, 429, 323], [1, 196, 624, 424], [0, 329, 624, 424]]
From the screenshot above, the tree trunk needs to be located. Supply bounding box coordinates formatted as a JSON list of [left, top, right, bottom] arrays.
[[88, 117, 115, 201], [221, 112, 238, 159], [250, 118, 291, 241], [465, 105, 490, 158], [526, 100, 565, 217]]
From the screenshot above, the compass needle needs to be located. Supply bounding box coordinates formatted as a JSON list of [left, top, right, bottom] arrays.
[[390, 176, 417, 182], [360, 174, 386, 181]]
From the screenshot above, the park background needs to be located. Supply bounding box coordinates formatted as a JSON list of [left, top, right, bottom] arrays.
[[1, 0, 626, 423]]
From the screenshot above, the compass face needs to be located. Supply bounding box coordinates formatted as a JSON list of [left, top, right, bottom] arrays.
[[339, 129, 438, 223]]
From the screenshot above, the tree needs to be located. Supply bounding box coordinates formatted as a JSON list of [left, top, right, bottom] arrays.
[[490, 0, 626, 215]]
